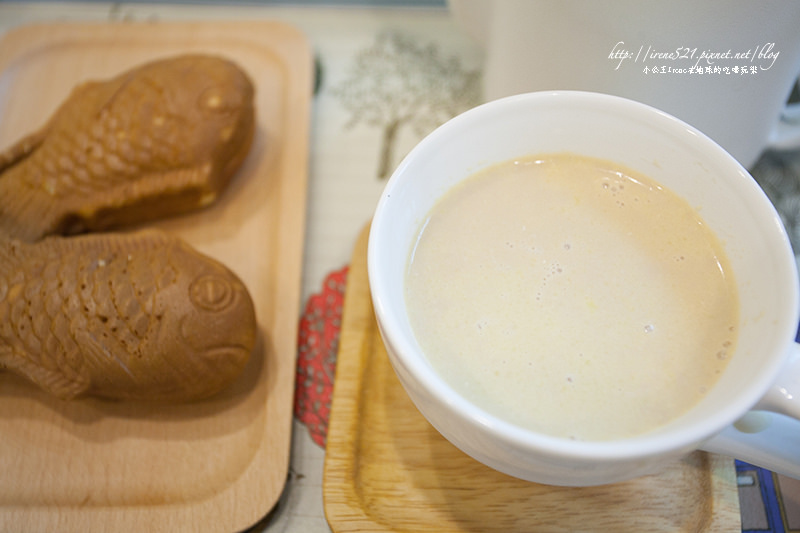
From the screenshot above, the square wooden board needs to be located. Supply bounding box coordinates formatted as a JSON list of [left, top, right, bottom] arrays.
[[323, 224, 741, 532]]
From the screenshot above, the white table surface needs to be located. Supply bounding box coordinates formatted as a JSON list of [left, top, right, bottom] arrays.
[[2, 3, 800, 532]]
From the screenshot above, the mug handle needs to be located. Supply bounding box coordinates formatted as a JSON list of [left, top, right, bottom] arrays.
[[699, 343, 800, 478], [767, 97, 800, 151]]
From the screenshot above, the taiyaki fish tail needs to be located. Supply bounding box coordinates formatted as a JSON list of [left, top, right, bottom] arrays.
[[0, 176, 61, 242], [0, 129, 47, 175], [0, 229, 257, 402]]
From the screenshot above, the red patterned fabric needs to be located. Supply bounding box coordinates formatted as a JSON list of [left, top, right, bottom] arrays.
[[293, 266, 349, 447]]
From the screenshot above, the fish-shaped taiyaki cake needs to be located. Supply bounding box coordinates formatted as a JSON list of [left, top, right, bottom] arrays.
[[0, 54, 256, 242], [0, 229, 257, 401]]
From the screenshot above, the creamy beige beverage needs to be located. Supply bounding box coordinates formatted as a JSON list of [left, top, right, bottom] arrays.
[[405, 153, 739, 441]]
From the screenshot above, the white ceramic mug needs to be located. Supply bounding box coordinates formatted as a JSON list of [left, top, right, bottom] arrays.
[[448, 0, 800, 169], [368, 91, 800, 486]]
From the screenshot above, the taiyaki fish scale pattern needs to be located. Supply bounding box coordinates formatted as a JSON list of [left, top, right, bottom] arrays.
[[0, 54, 256, 241], [0, 229, 257, 401]]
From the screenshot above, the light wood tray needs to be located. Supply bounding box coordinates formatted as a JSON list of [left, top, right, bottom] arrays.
[[0, 21, 312, 532], [323, 225, 742, 532]]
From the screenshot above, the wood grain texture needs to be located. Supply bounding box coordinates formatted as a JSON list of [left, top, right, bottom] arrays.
[[0, 20, 313, 532], [324, 224, 742, 532]]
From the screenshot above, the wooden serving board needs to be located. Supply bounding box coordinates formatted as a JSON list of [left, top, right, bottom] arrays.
[[323, 224, 742, 532], [0, 21, 312, 532]]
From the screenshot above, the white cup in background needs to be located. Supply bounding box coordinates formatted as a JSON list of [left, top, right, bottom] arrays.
[[449, 0, 800, 169]]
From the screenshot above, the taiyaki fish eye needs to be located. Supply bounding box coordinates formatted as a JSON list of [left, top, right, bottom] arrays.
[[200, 86, 238, 113], [189, 274, 236, 312]]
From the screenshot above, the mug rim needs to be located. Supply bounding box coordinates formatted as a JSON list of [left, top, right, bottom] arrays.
[[368, 90, 800, 465]]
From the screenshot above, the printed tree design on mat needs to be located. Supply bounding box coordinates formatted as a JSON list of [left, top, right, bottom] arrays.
[[334, 31, 481, 179]]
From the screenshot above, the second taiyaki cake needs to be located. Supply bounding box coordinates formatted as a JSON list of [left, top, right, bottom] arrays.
[[0, 54, 256, 241], [0, 228, 257, 402]]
